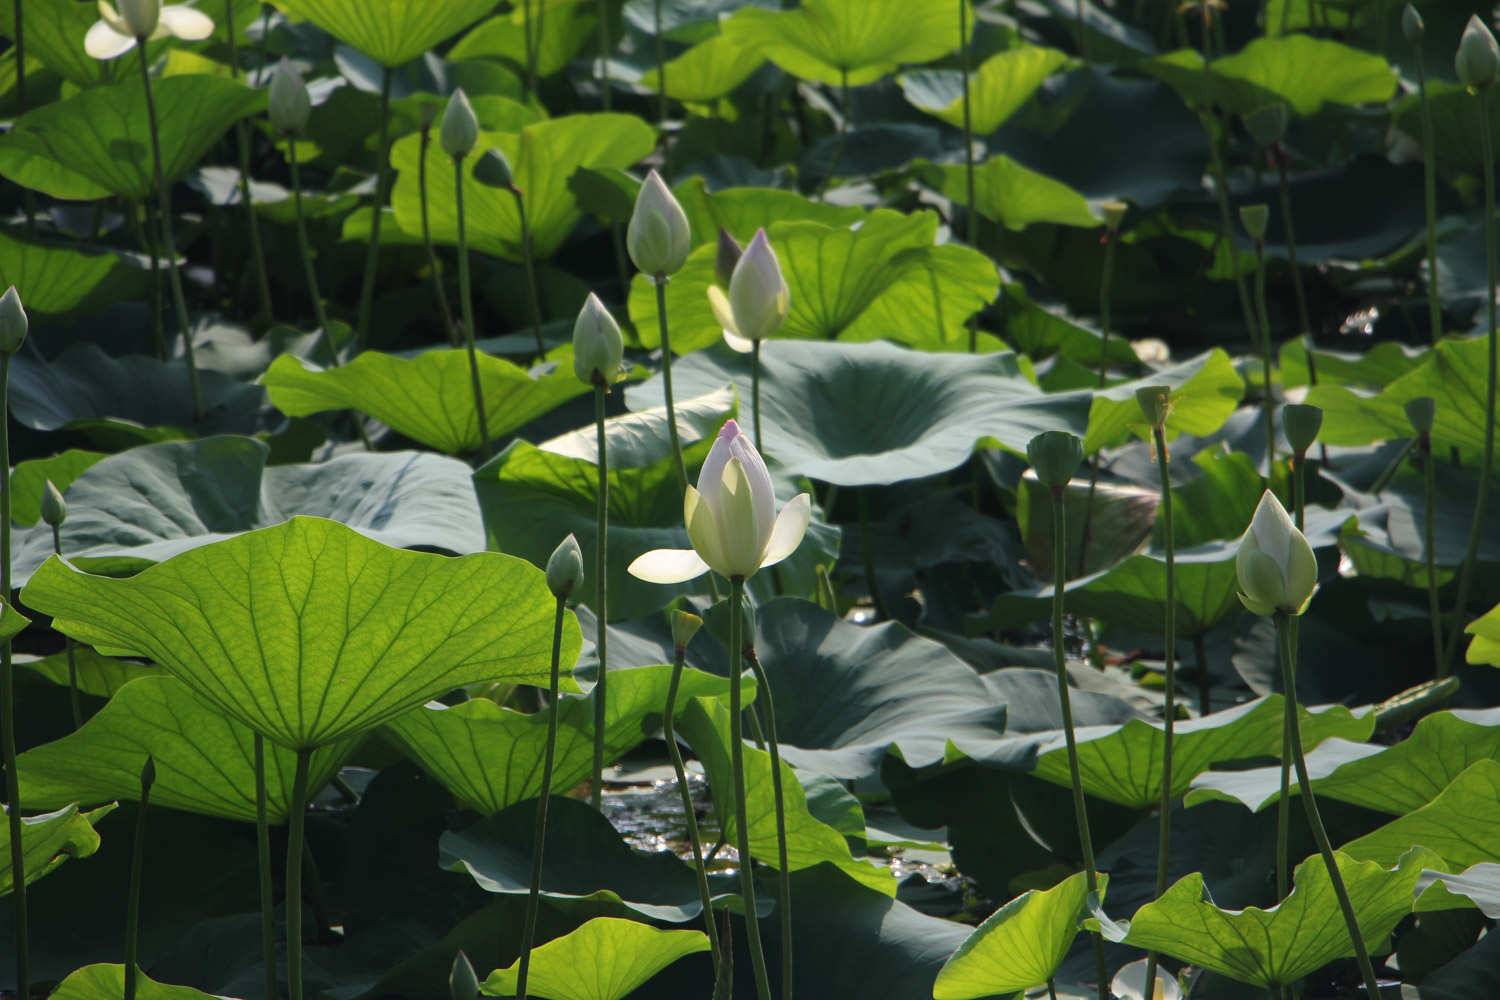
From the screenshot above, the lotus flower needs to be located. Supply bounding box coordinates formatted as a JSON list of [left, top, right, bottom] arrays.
[[85, 0, 213, 60], [709, 228, 789, 353], [629, 419, 810, 583], [1236, 490, 1318, 617]]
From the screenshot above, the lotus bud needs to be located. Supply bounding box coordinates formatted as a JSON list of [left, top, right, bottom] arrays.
[[1135, 385, 1171, 429], [1402, 4, 1424, 43], [471, 150, 514, 194], [1236, 490, 1318, 617], [546, 534, 585, 599], [1100, 200, 1128, 232], [449, 951, 479, 1000], [728, 229, 791, 342], [1457, 15, 1500, 91], [0, 285, 28, 354], [627, 170, 692, 277], [118, 0, 161, 38], [440, 88, 479, 159], [268, 58, 311, 135], [671, 609, 703, 651], [1406, 396, 1437, 436], [139, 754, 156, 793], [40, 480, 67, 528], [1026, 430, 1084, 490], [1240, 204, 1270, 242], [1282, 403, 1323, 456], [572, 292, 624, 385], [715, 227, 744, 288], [1243, 103, 1288, 149]]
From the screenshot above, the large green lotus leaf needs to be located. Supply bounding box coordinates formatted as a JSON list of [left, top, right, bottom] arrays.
[[933, 871, 1098, 999], [480, 917, 708, 999], [1147, 38, 1394, 116], [0, 232, 144, 315], [1028, 696, 1373, 809], [1341, 760, 1500, 869], [0, 1, 103, 87], [1415, 864, 1500, 918], [473, 433, 841, 621], [15, 675, 355, 824], [1392, 81, 1500, 169], [642, 30, 763, 102], [1470, 602, 1500, 667], [450, 3, 600, 79], [901, 46, 1071, 134], [1082, 349, 1243, 453], [671, 179, 866, 251], [1187, 708, 1500, 815], [1105, 847, 1437, 988], [999, 282, 1139, 369], [1, 75, 262, 201], [272, 0, 495, 66], [18, 647, 155, 700], [20, 516, 579, 751], [261, 348, 589, 456], [0, 803, 113, 897], [677, 694, 895, 896], [629, 210, 999, 353], [1278, 339, 1426, 390], [737, 598, 1008, 783], [724, 0, 963, 86], [535, 387, 735, 469], [920, 156, 1099, 230], [626, 340, 1089, 486], [49, 965, 217, 1000], [0, 143, 109, 201], [1164, 449, 1260, 547], [389, 114, 656, 261], [10, 448, 105, 527], [9, 436, 487, 585], [386, 665, 743, 815]]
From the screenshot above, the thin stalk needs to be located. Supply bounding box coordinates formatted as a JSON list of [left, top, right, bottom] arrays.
[[728, 577, 773, 1000], [665, 642, 722, 972], [1252, 237, 1277, 478], [511, 190, 547, 357], [225, 0, 273, 326], [128, 201, 166, 360], [49, 524, 82, 729], [1414, 42, 1442, 343], [521, 0, 539, 101], [960, 0, 976, 249], [653, 276, 689, 493], [285, 749, 312, 1000], [1276, 449, 1313, 904], [746, 651, 791, 1000], [1194, 632, 1210, 716], [123, 761, 153, 1000], [590, 382, 609, 811], [354, 66, 393, 352], [653, 0, 667, 128], [453, 156, 492, 462], [1445, 86, 1498, 670], [751, 340, 764, 451], [138, 43, 204, 418], [418, 125, 459, 346], [1201, 111, 1260, 346], [596, 0, 612, 109], [858, 491, 887, 621], [1275, 614, 1383, 1000], [288, 139, 339, 368], [1141, 424, 1178, 999], [1274, 154, 1316, 385], [1076, 0, 1089, 63], [840, 67, 851, 132], [1421, 432, 1445, 676], [1048, 486, 1107, 1000], [2, 353, 29, 1000], [1078, 228, 1120, 576], [254, 735, 277, 1000], [515, 597, 568, 1000]]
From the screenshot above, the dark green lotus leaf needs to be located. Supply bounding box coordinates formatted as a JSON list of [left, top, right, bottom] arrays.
[[902, 46, 1071, 134], [1339, 464, 1500, 589], [1342, 760, 1500, 869], [50, 965, 217, 1000], [0, 0, 104, 87], [1147, 36, 1394, 116], [671, 179, 867, 251], [10, 448, 105, 527], [0, 803, 113, 897], [1392, 80, 1500, 169], [21, 516, 578, 751], [1416, 864, 1500, 919], [724, 0, 962, 86], [15, 675, 355, 824], [0, 231, 145, 315], [17, 647, 155, 701], [481, 917, 708, 999], [274, 0, 496, 67], [10, 436, 486, 585], [918, 156, 1100, 230], [385, 665, 745, 815], [627, 340, 1089, 486], [999, 281, 1139, 368]]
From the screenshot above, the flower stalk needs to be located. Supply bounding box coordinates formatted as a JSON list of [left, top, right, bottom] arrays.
[[1407, 6, 1443, 344], [41, 482, 82, 729], [745, 640, 792, 1000], [354, 65, 393, 352], [124, 757, 154, 1000], [254, 734, 277, 1000], [285, 749, 312, 1000], [0, 294, 29, 999], [589, 382, 609, 809], [418, 116, 460, 346], [224, 0, 273, 326], [729, 577, 774, 1000], [1242, 204, 1277, 478]]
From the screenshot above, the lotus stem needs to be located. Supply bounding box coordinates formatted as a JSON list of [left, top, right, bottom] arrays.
[[48, 523, 82, 729], [1275, 444, 1314, 905], [1, 354, 29, 1000], [285, 749, 312, 1000], [354, 66, 393, 352], [589, 382, 609, 811], [654, 0, 667, 129], [123, 758, 153, 1000], [1420, 429, 1445, 676], [224, 0, 273, 327], [129, 200, 166, 360], [1414, 32, 1442, 344], [1047, 484, 1107, 1000], [746, 646, 791, 1000], [419, 123, 460, 346], [521, 0, 539, 101], [653, 276, 690, 493], [137, 42, 204, 419], [1251, 235, 1277, 478], [1076, 0, 1088, 63], [254, 735, 277, 1000], [1194, 631, 1210, 715], [858, 491, 887, 621], [1274, 614, 1382, 999], [288, 139, 339, 368], [664, 642, 723, 972], [1200, 111, 1260, 350], [453, 156, 492, 462], [1273, 153, 1316, 387], [960, 0, 976, 251], [515, 595, 568, 1000], [840, 67, 851, 132], [728, 577, 773, 1000], [1078, 224, 1120, 576], [510, 189, 547, 357], [751, 340, 764, 451], [1445, 86, 1498, 671], [596, 0, 612, 109]]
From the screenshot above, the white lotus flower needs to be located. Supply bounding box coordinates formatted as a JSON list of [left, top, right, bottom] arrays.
[[627, 169, 692, 277], [1236, 490, 1318, 617], [628, 419, 810, 583], [709, 228, 789, 353], [85, 0, 214, 61]]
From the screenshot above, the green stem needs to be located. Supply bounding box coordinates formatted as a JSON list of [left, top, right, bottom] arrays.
[[129, 201, 166, 360], [1445, 86, 1498, 670], [1194, 631, 1210, 716], [728, 578, 773, 1000], [858, 490, 887, 621], [1048, 486, 1107, 1000], [1252, 238, 1277, 478], [1142, 423, 1177, 998], [1201, 111, 1260, 348], [840, 67, 851, 132], [521, 0, 539, 101], [596, 0, 612, 110], [288, 139, 338, 368], [453, 156, 492, 462], [124, 761, 153, 1000], [654, 276, 689, 493], [1415, 44, 1442, 344], [419, 125, 460, 346], [653, 0, 667, 128], [285, 749, 311, 1000], [516, 598, 567, 1000], [665, 643, 722, 972], [1274, 155, 1316, 385], [254, 735, 277, 1000], [138, 42, 204, 419], [225, 0, 273, 326], [746, 651, 791, 1000], [49, 524, 82, 729], [355, 66, 393, 352], [1422, 433, 1445, 677], [1, 354, 28, 1000], [1276, 451, 1312, 904], [751, 340, 764, 451], [590, 382, 609, 811], [512, 190, 547, 357], [960, 0, 976, 250], [1275, 614, 1383, 999], [1076, 0, 1089, 64], [1078, 230, 1120, 576]]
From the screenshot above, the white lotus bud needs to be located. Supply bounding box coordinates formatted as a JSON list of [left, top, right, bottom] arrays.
[[440, 88, 479, 159], [572, 292, 624, 385], [727, 228, 790, 342], [1236, 490, 1318, 617], [268, 58, 311, 135], [627, 170, 691, 277]]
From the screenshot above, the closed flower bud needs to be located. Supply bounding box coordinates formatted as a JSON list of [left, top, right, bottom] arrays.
[[1457, 15, 1500, 91], [1243, 103, 1288, 148], [728, 229, 790, 342], [1236, 490, 1318, 617], [1406, 396, 1436, 435], [268, 58, 311, 135], [40, 480, 67, 528], [1027, 430, 1084, 490], [1282, 403, 1323, 456], [716, 227, 744, 289], [0, 285, 28, 354], [441, 88, 479, 159], [118, 0, 161, 37], [572, 292, 624, 385], [449, 951, 479, 1000], [473, 147, 515, 191], [546, 534, 585, 599], [1100, 200, 1128, 232], [627, 170, 692, 277], [1402, 4, 1423, 43], [1240, 204, 1270, 242], [672, 609, 704, 650], [1135, 385, 1171, 428]]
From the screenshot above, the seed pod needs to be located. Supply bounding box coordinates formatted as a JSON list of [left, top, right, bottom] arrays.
[[1240, 204, 1270, 242], [1282, 403, 1324, 456], [473, 148, 515, 190], [1243, 103, 1288, 149], [1135, 385, 1172, 429], [1026, 430, 1085, 489], [672, 609, 704, 650], [1405, 396, 1436, 436]]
